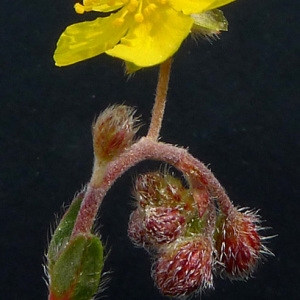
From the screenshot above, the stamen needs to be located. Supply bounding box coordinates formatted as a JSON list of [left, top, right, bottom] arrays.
[[74, 3, 85, 14], [128, 0, 139, 12], [134, 13, 144, 23], [113, 9, 129, 26], [134, 0, 144, 23], [144, 3, 157, 16], [113, 18, 125, 26]]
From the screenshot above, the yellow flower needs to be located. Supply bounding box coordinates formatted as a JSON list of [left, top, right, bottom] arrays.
[[54, 0, 235, 71]]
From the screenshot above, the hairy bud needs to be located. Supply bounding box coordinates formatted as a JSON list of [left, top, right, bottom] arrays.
[[215, 208, 266, 280], [153, 237, 214, 297], [144, 207, 186, 244], [133, 171, 195, 213], [128, 207, 185, 248], [93, 105, 140, 162]]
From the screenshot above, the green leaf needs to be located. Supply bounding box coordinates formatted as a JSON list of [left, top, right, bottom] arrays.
[[50, 234, 104, 300], [47, 192, 84, 272]]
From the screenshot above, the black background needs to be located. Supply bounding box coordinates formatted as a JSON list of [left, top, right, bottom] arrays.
[[1, 0, 299, 299]]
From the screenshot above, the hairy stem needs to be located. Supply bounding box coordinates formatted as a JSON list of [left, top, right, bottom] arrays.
[[71, 137, 234, 237], [147, 58, 172, 141]]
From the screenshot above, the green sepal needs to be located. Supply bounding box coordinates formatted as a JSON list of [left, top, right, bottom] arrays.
[[191, 9, 229, 36], [47, 191, 84, 272], [124, 61, 142, 74], [49, 234, 104, 300]]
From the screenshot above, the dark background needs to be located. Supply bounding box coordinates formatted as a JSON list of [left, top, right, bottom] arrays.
[[1, 0, 299, 299]]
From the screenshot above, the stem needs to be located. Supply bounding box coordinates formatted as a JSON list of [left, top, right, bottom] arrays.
[[147, 58, 172, 140], [71, 137, 233, 237]]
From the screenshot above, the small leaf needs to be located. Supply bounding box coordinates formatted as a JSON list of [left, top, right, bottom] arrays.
[[47, 192, 84, 272], [49, 234, 104, 300]]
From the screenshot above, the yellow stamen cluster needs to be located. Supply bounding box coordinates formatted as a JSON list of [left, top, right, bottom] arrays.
[[75, 0, 166, 25]]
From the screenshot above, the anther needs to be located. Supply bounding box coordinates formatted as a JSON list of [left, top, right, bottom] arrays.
[[144, 3, 157, 16], [134, 12, 144, 23], [113, 17, 125, 26], [128, 0, 139, 12], [113, 9, 129, 26], [74, 3, 85, 14]]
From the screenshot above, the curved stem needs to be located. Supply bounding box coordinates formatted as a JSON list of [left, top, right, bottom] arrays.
[[147, 58, 172, 141], [72, 137, 234, 237]]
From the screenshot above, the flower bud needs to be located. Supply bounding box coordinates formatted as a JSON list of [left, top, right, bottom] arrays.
[[93, 105, 140, 162], [133, 171, 194, 213], [144, 206, 186, 245], [153, 237, 213, 297], [215, 209, 262, 280], [128, 206, 186, 249]]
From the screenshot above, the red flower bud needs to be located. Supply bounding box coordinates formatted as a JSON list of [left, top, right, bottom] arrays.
[[133, 172, 195, 213], [128, 207, 186, 249], [215, 209, 263, 279], [153, 237, 213, 297], [144, 207, 185, 245], [92, 105, 140, 162]]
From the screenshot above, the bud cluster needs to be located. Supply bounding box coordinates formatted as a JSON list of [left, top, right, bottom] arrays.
[[128, 172, 197, 250], [128, 171, 214, 297], [128, 171, 272, 298]]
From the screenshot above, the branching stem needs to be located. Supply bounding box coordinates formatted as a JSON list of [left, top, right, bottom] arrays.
[[71, 137, 233, 237]]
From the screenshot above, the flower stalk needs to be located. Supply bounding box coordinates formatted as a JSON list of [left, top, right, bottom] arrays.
[[147, 57, 172, 140]]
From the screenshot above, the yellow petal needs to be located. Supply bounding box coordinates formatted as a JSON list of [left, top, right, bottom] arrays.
[[169, 0, 236, 15], [106, 7, 193, 68], [54, 10, 130, 66]]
